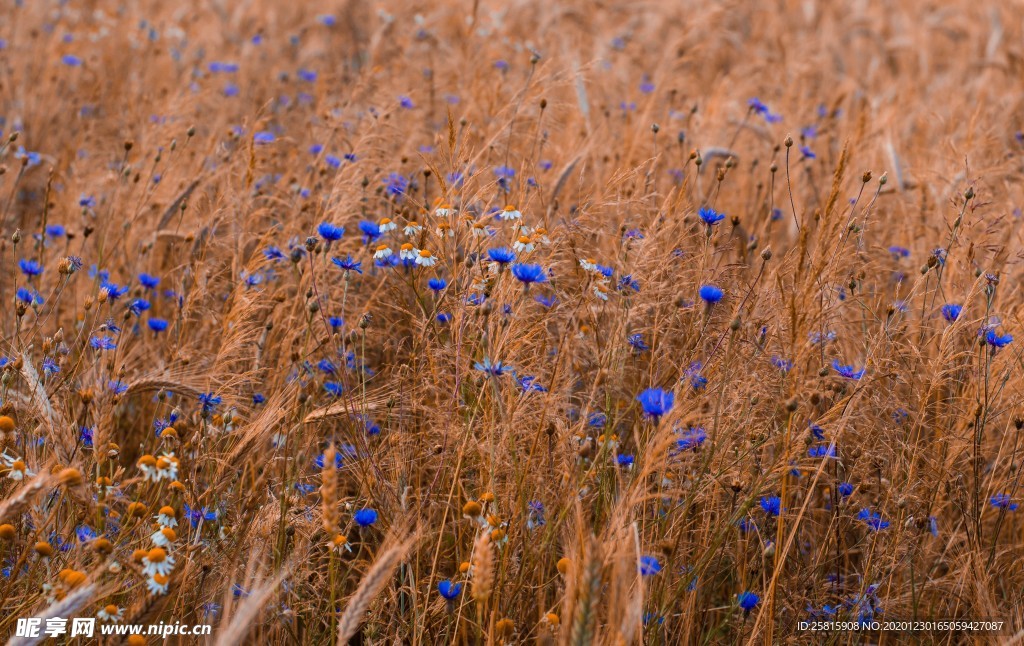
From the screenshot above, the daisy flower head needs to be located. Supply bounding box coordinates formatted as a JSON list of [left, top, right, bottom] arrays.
[[155, 506, 177, 528], [373, 244, 393, 260], [399, 243, 419, 260], [142, 547, 174, 577], [499, 205, 522, 221], [433, 200, 453, 217], [435, 221, 454, 237], [378, 217, 397, 233], [97, 604, 124, 622], [155, 454, 179, 481], [416, 249, 437, 266], [146, 573, 171, 595], [471, 221, 490, 238], [137, 454, 158, 481], [3, 454, 31, 481], [404, 221, 422, 236], [150, 527, 177, 547], [513, 235, 535, 253], [330, 533, 352, 552]]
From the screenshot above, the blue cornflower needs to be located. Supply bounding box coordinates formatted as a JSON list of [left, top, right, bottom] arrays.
[[888, 245, 910, 258], [535, 294, 557, 308], [108, 381, 128, 394], [128, 298, 151, 315], [986, 330, 1013, 348], [398, 95, 414, 109], [317, 14, 337, 26], [331, 255, 362, 274], [80, 426, 94, 447], [101, 280, 129, 301], [15, 287, 37, 304], [42, 357, 59, 376], [437, 312, 452, 324], [618, 274, 640, 292], [199, 392, 222, 416], [838, 482, 854, 497], [18, 259, 43, 276], [698, 206, 725, 226], [487, 247, 516, 265], [428, 278, 447, 292], [510, 263, 547, 285], [359, 221, 381, 243], [636, 387, 674, 420], [184, 504, 218, 527], [517, 375, 547, 392], [760, 496, 781, 517], [809, 423, 825, 440], [856, 509, 890, 531], [474, 358, 514, 377], [616, 454, 635, 468], [62, 54, 82, 66], [628, 333, 649, 352], [90, 336, 117, 350], [324, 382, 344, 397], [676, 427, 707, 452], [318, 359, 337, 374], [738, 591, 760, 614], [991, 494, 1018, 510], [252, 393, 266, 405], [147, 319, 168, 332], [138, 273, 160, 289], [800, 146, 816, 159], [832, 359, 864, 380], [354, 508, 378, 527], [253, 131, 275, 144], [297, 68, 317, 82], [79, 194, 97, 208], [770, 356, 793, 372], [437, 580, 462, 600], [45, 224, 65, 238], [941, 303, 962, 322], [328, 316, 344, 329], [384, 173, 408, 198], [808, 444, 837, 459], [318, 222, 345, 241], [76, 525, 97, 542], [264, 246, 285, 262], [747, 97, 781, 122], [315, 451, 343, 469], [639, 555, 662, 576], [698, 284, 723, 304]]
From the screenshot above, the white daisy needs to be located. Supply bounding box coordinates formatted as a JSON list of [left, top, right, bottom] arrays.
[[142, 548, 175, 577], [499, 205, 522, 221], [373, 244, 393, 260], [513, 236, 535, 253], [416, 250, 437, 267], [97, 605, 124, 622], [399, 243, 419, 260]]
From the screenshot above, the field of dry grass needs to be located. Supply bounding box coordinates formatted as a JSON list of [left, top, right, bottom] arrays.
[[3, 0, 1024, 643]]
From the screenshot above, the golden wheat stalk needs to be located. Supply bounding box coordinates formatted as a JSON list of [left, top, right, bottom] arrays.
[[336, 535, 414, 644]]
